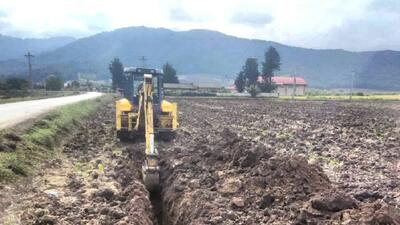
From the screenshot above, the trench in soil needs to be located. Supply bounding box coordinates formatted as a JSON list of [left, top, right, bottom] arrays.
[[148, 159, 170, 225], [125, 134, 171, 225], [150, 189, 166, 225]]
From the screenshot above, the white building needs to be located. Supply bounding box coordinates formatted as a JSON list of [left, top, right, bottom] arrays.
[[272, 76, 307, 96]]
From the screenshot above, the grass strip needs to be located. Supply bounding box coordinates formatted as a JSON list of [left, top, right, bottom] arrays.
[[0, 95, 111, 182]]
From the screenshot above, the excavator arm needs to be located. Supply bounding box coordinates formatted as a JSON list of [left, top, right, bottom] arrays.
[[115, 68, 178, 191], [139, 74, 160, 191]]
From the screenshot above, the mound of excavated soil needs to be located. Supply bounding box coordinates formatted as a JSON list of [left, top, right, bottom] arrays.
[[161, 128, 332, 224], [159, 99, 400, 225], [296, 191, 400, 225]]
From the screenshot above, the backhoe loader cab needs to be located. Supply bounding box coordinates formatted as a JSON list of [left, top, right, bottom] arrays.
[[122, 67, 163, 106], [116, 67, 178, 141]]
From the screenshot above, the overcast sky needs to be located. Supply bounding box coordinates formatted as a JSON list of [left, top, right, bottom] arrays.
[[0, 0, 399, 51]]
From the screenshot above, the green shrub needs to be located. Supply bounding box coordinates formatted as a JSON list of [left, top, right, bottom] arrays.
[[247, 84, 260, 98], [355, 92, 364, 96]]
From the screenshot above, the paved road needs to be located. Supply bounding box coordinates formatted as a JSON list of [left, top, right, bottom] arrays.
[[0, 92, 103, 129]]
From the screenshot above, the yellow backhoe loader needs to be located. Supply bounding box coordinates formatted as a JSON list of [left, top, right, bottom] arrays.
[[115, 67, 178, 191]]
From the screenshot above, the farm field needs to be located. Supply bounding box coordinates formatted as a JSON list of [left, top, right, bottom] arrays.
[[2, 98, 400, 225]]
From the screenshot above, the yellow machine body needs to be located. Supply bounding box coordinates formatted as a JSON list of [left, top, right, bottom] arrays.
[[115, 99, 178, 134]]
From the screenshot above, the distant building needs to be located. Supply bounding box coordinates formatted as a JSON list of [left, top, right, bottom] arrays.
[[197, 83, 224, 93], [272, 76, 307, 96], [164, 83, 224, 93], [164, 83, 197, 91]]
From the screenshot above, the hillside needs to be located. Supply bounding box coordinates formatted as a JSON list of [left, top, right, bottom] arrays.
[[0, 35, 75, 61], [0, 27, 399, 90]]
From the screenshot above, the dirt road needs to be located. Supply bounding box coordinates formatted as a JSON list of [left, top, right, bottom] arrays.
[[0, 92, 103, 129]]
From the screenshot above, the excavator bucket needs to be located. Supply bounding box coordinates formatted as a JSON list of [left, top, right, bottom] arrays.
[[142, 155, 160, 191], [142, 169, 160, 191]]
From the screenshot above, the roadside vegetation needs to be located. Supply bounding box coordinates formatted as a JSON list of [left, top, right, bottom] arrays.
[[0, 95, 111, 182], [0, 75, 84, 104], [0, 90, 80, 104]]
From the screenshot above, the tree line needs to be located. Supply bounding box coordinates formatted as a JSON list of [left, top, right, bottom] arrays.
[[1, 57, 180, 93], [0, 75, 65, 91], [234, 46, 281, 97], [109, 58, 179, 91]]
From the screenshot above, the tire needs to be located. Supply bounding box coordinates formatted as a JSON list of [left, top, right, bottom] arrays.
[[158, 132, 176, 142], [117, 131, 131, 142]]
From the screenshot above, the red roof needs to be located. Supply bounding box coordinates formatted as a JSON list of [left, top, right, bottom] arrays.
[[271, 76, 307, 85]]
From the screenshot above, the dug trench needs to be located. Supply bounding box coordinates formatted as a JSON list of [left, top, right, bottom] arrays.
[[3, 98, 400, 225], [3, 97, 169, 225], [8, 100, 155, 225]]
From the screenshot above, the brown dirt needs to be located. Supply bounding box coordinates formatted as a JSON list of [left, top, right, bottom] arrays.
[[1, 98, 400, 225], [0, 102, 156, 225], [159, 99, 400, 225]]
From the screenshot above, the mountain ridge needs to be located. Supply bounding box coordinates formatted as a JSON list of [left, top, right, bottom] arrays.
[[0, 34, 75, 61], [0, 26, 399, 90]]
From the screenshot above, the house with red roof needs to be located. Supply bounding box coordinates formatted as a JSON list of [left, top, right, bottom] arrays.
[[257, 75, 308, 96], [271, 76, 307, 96]]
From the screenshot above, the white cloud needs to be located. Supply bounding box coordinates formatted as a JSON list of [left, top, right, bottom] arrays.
[[0, 0, 398, 51]]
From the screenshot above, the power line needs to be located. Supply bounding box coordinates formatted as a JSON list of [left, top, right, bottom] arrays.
[[292, 66, 298, 99], [350, 70, 355, 101]]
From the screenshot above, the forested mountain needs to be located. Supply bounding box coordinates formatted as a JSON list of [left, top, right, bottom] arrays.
[[0, 27, 399, 90], [0, 35, 75, 61]]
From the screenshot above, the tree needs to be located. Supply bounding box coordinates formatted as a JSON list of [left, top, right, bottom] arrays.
[[234, 71, 245, 93], [68, 80, 80, 91], [247, 84, 260, 98], [0, 77, 6, 90], [45, 75, 64, 91], [163, 63, 179, 83], [243, 58, 259, 86], [258, 81, 277, 93], [260, 47, 281, 92], [5, 77, 29, 90], [71, 80, 80, 89], [262, 46, 281, 82], [109, 58, 124, 91]]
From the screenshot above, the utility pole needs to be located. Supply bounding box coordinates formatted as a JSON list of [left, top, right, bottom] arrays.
[[292, 67, 297, 100], [350, 70, 355, 101], [24, 52, 34, 90], [139, 56, 147, 68]]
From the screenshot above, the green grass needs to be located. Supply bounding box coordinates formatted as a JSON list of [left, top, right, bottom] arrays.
[[280, 94, 400, 101], [0, 95, 111, 182]]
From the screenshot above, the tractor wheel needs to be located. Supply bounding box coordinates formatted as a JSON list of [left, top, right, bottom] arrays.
[[159, 132, 176, 142], [117, 131, 131, 142]]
